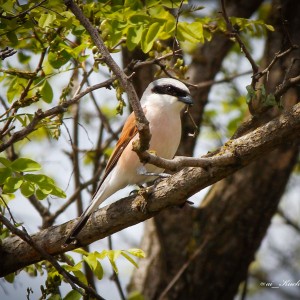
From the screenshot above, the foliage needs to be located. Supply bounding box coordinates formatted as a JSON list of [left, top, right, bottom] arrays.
[[0, 157, 66, 201], [74, 248, 146, 280], [4, 249, 145, 300]]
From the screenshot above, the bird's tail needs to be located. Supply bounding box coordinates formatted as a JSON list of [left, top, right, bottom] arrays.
[[64, 211, 91, 245], [64, 195, 102, 245], [64, 174, 117, 245]]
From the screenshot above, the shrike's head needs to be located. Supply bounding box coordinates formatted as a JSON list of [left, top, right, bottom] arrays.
[[141, 78, 193, 111]]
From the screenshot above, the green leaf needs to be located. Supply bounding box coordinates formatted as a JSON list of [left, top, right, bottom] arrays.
[[48, 50, 71, 69], [146, 0, 160, 8], [126, 248, 146, 258], [3, 177, 24, 193], [49, 185, 66, 198], [126, 26, 143, 51], [161, 0, 185, 8], [107, 250, 121, 274], [141, 22, 164, 53], [36, 188, 48, 200], [121, 251, 138, 268], [128, 291, 145, 300], [0, 167, 12, 185], [246, 85, 256, 104], [1, 1, 15, 12], [0, 194, 15, 206], [63, 290, 82, 300], [93, 260, 104, 280], [94, 250, 109, 260], [20, 181, 35, 197], [74, 248, 89, 256], [83, 254, 98, 271], [64, 263, 87, 285], [24, 174, 55, 185], [0, 157, 11, 168], [38, 13, 56, 28], [177, 21, 204, 43], [6, 32, 18, 46], [265, 24, 275, 31], [264, 93, 276, 107], [6, 77, 20, 103], [18, 52, 31, 64], [40, 80, 53, 103], [36, 183, 53, 195], [83, 254, 104, 280], [129, 14, 151, 25], [4, 273, 15, 283], [48, 294, 60, 300], [11, 158, 41, 172], [15, 114, 31, 127], [25, 173, 66, 198]]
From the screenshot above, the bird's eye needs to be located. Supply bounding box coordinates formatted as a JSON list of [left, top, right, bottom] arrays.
[[166, 86, 174, 94]]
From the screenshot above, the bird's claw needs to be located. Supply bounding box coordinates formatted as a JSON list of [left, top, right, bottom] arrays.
[[137, 166, 171, 178]]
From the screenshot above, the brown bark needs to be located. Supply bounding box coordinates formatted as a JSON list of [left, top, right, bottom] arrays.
[[129, 0, 300, 299]]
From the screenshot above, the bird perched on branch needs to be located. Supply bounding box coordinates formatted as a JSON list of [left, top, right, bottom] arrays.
[[64, 78, 193, 245]]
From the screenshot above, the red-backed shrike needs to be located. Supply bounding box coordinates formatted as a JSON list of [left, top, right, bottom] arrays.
[[65, 78, 193, 244]]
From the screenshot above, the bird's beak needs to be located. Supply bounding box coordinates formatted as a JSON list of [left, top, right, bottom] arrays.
[[179, 95, 193, 106]]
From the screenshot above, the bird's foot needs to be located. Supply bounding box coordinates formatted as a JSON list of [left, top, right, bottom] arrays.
[[137, 166, 171, 178], [178, 199, 194, 208], [129, 184, 145, 196]]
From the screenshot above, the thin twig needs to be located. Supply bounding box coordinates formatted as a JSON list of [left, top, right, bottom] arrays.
[[0, 0, 47, 20], [278, 209, 300, 233], [0, 47, 17, 60], [274, 74, 300, 101], [128, 50, 182, 70], [0, 48, 47, 137], [158, 241, 207, 300], [221, 0, 259, 89], [193, 70, 252, 89], [86, 75, 119, 140], [45, 165, 104, 225], [108, 236, 126, 300], [0, 78, 115, 153], [253, 45, 298, 82], [28, 195, 53, 221], [172, 0, 185, 53]]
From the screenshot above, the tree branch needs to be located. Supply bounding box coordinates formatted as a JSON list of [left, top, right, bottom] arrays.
[[0, 79, 113, 153], [0, 47, 17, 60], [0, 0, 47, 20], [64, 0, 151, 153], [253, 45, 299, 83], [221, 0, 259, 81], [275, 74, 300, 100], [1, 101, 300, 276]]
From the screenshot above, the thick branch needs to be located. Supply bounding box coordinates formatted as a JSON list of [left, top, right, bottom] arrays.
[[1, 102, 300, 276]]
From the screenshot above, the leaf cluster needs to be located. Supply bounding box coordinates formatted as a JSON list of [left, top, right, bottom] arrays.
[[0, 157, 66, 202]]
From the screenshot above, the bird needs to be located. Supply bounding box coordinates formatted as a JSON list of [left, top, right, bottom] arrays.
[[64, 78, 193, 244]]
